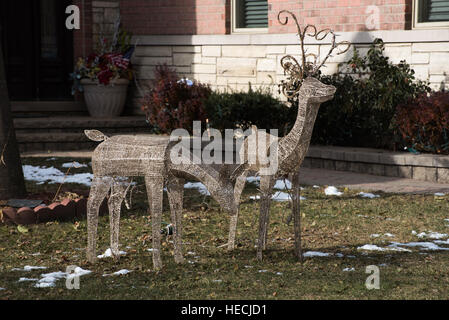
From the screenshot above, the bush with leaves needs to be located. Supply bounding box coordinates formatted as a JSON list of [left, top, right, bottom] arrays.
[[395, 91, 449, 154], [284, 38, 430, 149], [204, 86, 293, 136], [141, 64, 212, 134]]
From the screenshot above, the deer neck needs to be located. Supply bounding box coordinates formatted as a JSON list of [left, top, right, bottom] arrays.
[[278, 96, 319, 174]]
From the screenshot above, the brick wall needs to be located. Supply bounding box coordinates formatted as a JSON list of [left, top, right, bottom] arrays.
[[73, 0, 93, 61], [117, 0, 411, 36], [120, 0, 228, 35], [269, 0, 412, 33]]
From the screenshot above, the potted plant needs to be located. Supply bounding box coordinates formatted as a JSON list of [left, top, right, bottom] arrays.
[[71, 27, 135, 117]]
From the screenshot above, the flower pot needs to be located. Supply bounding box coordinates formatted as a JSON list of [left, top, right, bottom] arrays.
[[81, 79, 129, 117]]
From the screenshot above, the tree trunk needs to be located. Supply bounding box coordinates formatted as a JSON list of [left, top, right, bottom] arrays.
[[0, 30, 26, 199]]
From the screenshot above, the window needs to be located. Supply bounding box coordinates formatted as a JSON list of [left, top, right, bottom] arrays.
[[232, 0, 269, 33], [413, 0, 449, 28]]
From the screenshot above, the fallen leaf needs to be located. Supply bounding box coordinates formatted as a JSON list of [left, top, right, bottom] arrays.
[[17, 225, 29, 234]]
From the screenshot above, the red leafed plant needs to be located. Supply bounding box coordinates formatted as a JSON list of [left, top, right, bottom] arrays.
[[141, 64, 211, 134], [395, 91, 449, 154]]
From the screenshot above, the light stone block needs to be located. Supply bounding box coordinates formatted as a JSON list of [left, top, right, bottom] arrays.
[[202, 46, 221, 57], [256, 72, 276, 85], [383, 45, 412, 64], [411, 65, 429, 81], [135, 46, 172, 57], [173, 46, 202, 53], [412, 42, 449, 52], [222, 46, 267, 58], [266, 45, 286, 54], [173, 53, 202, 66], [429, 52, 449, 74], [133, 57, 172, 66], [217, 58, 257, 77], [411, 52, 429, 64], [201, 57, 216, 64], [257, 58, 277, 72], [193, 73, 216, 84], [192, 64, 216, 74]]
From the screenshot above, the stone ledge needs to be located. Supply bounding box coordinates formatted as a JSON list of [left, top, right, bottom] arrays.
[[304, 146, 449, 184], [306, 146, 449, 168], [134, 30, 449, 46]]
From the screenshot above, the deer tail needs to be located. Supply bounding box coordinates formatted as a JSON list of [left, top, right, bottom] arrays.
[[85, 130, 109, 142]]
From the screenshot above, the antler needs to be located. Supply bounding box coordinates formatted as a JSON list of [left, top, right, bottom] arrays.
[[278, 10, 351, 98]]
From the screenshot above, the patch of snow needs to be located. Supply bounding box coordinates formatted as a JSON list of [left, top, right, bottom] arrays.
[[251, 192, 306, 202], [212, 280, 223, 283], [416, 231, 448, 240], [18, 278, 38, 282], [335, 253, 345, 258], [313, 185, 320, 189], [244, 266, 253, 269], [0, 288, 5, 291], [343, 268, 355, 272], [23, 165, 93, 186], [246, 176, 261, 184], [62, 162, 88, 169], [97, 248, 127, 259], [273, 179, 292, 190], [324, 186, 343, 196], [184, 182, 211, 196], [258, 270, 268, 273], [103, 269, 132, 277], [358, 192, 380, 199], [435, 193, 446, 196], [276, 272, 283, 276], [434, 239, 449, 245], [358, 244, 387, 251], [390, 241, 449, 251], [12, 266, 47, 272], [303, 251, 332, 257]]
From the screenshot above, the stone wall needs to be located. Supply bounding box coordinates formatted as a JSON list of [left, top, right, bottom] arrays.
[[128, 31, 449, 114]]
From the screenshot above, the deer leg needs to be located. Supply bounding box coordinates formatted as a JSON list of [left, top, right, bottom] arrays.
[[291, 171, 303, 262], [228, 172, 247, 251], [167, 176, 185, 264], [146, 175, 164, 270], [257, 175, 275, 261], [87, 176, 111, 264], [108, 179, 128, 259]]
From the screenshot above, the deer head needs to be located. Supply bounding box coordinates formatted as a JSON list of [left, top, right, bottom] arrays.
[[298, 77, 336, 104]]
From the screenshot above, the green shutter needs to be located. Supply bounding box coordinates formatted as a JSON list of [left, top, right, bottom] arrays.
[[243, 0, 268, 28], [420, 0, 449, 22]]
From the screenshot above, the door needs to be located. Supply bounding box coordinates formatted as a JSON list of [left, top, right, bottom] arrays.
[[0, 0, 74, 101]]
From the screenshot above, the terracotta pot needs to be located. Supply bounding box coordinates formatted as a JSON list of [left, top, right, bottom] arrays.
[[81, 79, 129, 117]]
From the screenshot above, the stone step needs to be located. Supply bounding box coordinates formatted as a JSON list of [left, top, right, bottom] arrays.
[[13, 116, 152, 152]]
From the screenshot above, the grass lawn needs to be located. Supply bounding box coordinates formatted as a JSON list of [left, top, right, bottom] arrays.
[[1, 157, 449, 300]]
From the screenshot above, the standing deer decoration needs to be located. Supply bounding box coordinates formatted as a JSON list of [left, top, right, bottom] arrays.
[[85, 10, 350, 269]]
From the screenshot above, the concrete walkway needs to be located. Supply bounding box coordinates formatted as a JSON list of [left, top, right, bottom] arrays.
[[22, 151, 449, 195]]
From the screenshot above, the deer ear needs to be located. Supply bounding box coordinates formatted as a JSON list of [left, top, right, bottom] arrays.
[[85, 130, 108, 142]]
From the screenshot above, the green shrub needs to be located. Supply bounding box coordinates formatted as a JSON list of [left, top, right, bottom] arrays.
[[204, 86, 293, 136], [284, 38, 431, 149]]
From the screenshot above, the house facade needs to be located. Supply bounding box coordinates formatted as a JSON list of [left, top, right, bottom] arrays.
[[2, 0, 449, 115]]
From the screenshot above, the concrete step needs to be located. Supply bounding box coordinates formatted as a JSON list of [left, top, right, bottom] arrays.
[[14, 116, 152, 152]]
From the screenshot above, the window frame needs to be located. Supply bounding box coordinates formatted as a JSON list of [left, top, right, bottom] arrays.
[[231, 0, 269, 34], [413, 0, 449, 29]]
